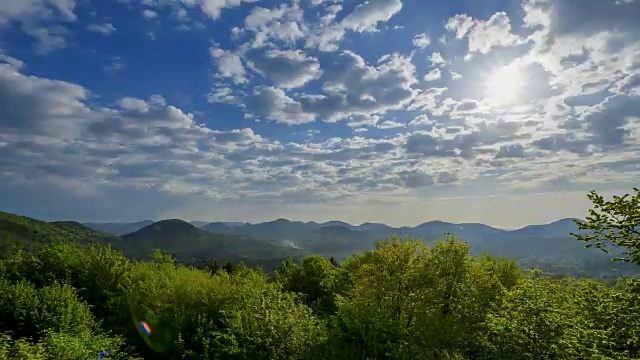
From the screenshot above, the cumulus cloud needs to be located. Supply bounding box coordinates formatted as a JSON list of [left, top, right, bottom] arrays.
[[341, 0, 403, 33], [523, 0, 640, 39], [87, 22, 116, 35], [580, 94, 639, 146], [247, 49, 322, 89], [247, 86, 315, 125], [0, 61, 89, 136], [299, 51, 418, 122], [210, 47, 248, 84], [212, 128, 263, 144], [2, 0, 640, 221], [408, 115, 432, 127], [424, 68, 441, 81], [429, 52, 447, 67], [398, 169, 434, 188], [377, 120, 404, 129], [495, 144, 526, 158], [23, 25, 70, 53], [412, 33, 431, 49], [178, 0, 258, 20], [0, 0, 76, 25], [446, 12, 520, 54], [241, 3, 307, 47], [142, 9, 158, 19]]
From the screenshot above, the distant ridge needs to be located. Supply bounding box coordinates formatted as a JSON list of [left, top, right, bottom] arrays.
[[0, 212, 115, 257], [84, 220, 154, 236], [120, 219, 301, 262], [2, 211, 636, 278], [86, 217, 586, 235]]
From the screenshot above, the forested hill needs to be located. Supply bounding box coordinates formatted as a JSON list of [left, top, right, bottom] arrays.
[[119, 219, 303, 263], [0, 210, 638, 278], [86, 215, 638, 279], [0, 212, 303, 270], [0, 212, 116, 257]]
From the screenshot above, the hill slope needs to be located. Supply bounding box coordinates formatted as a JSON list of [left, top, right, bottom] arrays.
[[0, 212, 116, 257], [84, 220, 155, 236], [120, 219, 302, 262]]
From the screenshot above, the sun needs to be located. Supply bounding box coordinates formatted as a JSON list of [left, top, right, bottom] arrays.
[[484, 63, 524, 107]]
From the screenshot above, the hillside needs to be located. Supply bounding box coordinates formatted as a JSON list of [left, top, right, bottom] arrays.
[[193, 217, 637, 279], [84, 220, 155, 236], [119, 219, 302, 263], [9, 211, 638, 279], [0, 212, 116, 257]]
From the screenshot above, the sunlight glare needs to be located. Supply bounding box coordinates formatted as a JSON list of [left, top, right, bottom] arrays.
[[484, 64, 524, 107]]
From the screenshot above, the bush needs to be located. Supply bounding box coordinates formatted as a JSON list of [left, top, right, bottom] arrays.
[[0, 280, 95, 340]]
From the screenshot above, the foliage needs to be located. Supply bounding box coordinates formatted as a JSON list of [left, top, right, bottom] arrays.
[[0, 212, 114, 258], [276, 255, 349, 316], [573, 188, 640, 264]]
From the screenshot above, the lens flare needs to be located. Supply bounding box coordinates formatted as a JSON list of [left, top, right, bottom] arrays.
[[130, 304, 175, 354], [139, 321, 152, 336]]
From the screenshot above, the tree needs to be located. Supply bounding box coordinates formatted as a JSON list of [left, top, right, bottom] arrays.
[[572, 188, 640, 264], [152, 249, 175, 265], [328, 257, 340, 267], [207, 260, 221, 275], [222, 259, 237, 275]]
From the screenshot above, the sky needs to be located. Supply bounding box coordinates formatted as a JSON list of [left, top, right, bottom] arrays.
[[0, 0, 639, 229]]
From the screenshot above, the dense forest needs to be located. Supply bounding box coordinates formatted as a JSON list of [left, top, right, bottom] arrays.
[[0, 188, 639, 359]]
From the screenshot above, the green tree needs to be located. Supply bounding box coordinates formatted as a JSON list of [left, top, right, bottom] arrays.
[[152, 248, 175, 266], [277, 255, 348, 316], [206, 260, 221, 275], [572, 188, 640, 264], [222, 258, 237, 275]]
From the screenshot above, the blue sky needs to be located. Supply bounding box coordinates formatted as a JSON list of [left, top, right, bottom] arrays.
[[0, 0, 639, 228]]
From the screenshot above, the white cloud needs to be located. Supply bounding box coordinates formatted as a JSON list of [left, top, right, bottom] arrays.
[[310, 0, 342, 5], [210, 47, 248, 84], [118, 97, 151, 113], [377, 120, 404, 129], [2, 0, 639, 226], [143, 9, 158, 19], [450, 70, 462, 80], [179, 0, 258, 19], [248, 86, 315, 125], [429, 52, 447, 67], [305, 25, 345, 52], [23, 25, 69, 53], [341, 0, 403, 33], [242, 3, 307, 47], [408, 114, 432, 126], [0, 60, 89, 137], [412, 33, 431, 49], [88, 22, 116, 35], [207, 87, 235, 103], [424, 68, 441, 81], [320, 4, 343, 26], [247, 49, 322, 89], [0, 53, 24, 69], [446, 12, 520, 54], [445, 14, 474, 39], [0, 0, 76, 25]]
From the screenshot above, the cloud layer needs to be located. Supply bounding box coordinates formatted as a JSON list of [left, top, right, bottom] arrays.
[[0, 0, 638, 224]]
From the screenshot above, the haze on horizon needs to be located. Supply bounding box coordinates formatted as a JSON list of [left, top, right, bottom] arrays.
[[0, 0, 638, 229]]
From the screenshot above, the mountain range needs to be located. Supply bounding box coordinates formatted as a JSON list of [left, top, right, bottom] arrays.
[[1, 210, 637, 279], [88, 217, 589, 260], [98, 216, 640, 278]]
